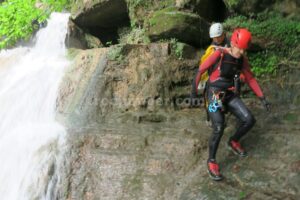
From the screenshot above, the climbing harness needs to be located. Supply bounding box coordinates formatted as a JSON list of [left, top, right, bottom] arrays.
[[208, 100, 221, 112], [208, 91, 225, 113]]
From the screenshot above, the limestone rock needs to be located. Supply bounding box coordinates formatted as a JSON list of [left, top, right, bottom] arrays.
[[147, 7, 210, 47], [66, 19, 103, 49], [57, 43, 200, 126]]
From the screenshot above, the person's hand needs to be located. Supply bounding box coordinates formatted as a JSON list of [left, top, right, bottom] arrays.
[[260, 97, 271, 112]]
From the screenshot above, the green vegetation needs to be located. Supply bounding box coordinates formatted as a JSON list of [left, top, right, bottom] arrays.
[[239, 191, 247, 199], [126, 0, 174, 27], [283, 113, 298, 122], [224, 12, 300, 76], [107, 44, 125, 63], [225, 13, 300, 47], [149, 7, 200, 28], [248, 52, 278, 76], [225, 0, 240, 7], [118, 26, 150, 44], [0, 0, 70, 49], [170, 38, 184, 60]]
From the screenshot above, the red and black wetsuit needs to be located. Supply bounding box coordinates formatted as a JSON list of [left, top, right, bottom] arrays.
[[194, 49, 265, 160]]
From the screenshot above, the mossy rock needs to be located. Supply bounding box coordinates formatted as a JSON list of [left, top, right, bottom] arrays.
[[147, 7, 210, 47], [126, 0, 175, 26]]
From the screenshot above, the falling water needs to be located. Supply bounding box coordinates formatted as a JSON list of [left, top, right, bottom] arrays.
[[0, 13, 70, 199]]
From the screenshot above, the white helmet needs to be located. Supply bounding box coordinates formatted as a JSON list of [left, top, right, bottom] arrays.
[[209, 23, 223, 38]]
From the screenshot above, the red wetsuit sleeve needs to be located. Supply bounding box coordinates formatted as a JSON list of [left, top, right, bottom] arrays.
[[194, 50, 222, 94], [242, 57, 264, 98]]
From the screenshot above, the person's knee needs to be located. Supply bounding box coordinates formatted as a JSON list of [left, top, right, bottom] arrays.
[[212, 123, 225, 135], [245, 115, 256, 128]]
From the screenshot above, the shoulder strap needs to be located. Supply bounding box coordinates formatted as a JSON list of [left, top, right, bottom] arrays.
[[216, 48, 224, 71], [208, 48, 225, 75]]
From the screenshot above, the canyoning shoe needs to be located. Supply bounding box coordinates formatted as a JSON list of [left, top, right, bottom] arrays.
[[227, 140, 248, 157], [207, 159, 223, 181]]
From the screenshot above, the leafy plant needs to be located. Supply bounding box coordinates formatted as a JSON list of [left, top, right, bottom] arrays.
[[225, 0, 240, 7], [107, 44, 125, 62], [170, 38, 184, 60], [224, 12, 300, 76], [0, 0, 69, 49], [224, 12, 300, 48], [248, 51, 278, 76], [118, 26, 150, 44], [239, 191, 247, 199]]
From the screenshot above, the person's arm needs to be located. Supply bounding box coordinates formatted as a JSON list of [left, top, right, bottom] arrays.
[[193, 50, 222, 95], [241, 57, 264, 97], [242, 57, 271, 111]]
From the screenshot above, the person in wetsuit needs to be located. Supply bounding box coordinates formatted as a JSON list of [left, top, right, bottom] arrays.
[[209, 22, 230, 47], [190, 23, 230, 112], [205, 23, 230, 126], [193, 28, 271, 181]]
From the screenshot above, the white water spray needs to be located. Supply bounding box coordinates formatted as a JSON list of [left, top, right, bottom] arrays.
[[0, 13, 70, 200]]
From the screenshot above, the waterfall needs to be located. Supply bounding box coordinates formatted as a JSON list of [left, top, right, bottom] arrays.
[[0, 13, 70, 200]]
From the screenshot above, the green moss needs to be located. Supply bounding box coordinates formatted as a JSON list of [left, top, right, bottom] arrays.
[[118, 26, 150, 44], [107, 44, 125, 62], [149, 7, 199, 28], [170, 38, 185, 60], [122, 170, 144, 196], [248, 52, 278, 76], [283, 113, 298, 122], [148, 7, 201, 39], [126, 0, 175, 27], [224, 0, 240, 7], [70, 0, 100, 14], [67, 48, 81, 59]]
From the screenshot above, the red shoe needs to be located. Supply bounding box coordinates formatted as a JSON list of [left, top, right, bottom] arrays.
[[207, 159, 223, 181], [227, 140, 248, 157]]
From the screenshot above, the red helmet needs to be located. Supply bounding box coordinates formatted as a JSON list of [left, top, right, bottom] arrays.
[[231, 28, 252, 49]]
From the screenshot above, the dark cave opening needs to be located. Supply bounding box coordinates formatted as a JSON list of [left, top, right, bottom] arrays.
[[214, 0, 229, 22], [73, 0, 131, 47]]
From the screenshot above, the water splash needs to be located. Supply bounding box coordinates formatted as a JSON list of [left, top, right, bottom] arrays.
[[0, 13, 70, 200]]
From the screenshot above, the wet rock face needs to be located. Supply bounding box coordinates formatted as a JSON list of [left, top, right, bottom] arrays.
[[56, 107, 209, 199], [57, 47, 300, 199], [59, 104, 300, 200], [62, 116, 209, 200], [57, 39, 300, 200], [60, 1, 300, 199], [57, 43, 201, 126]]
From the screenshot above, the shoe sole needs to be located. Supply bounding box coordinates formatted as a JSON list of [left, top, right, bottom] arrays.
[[227, 144, 248, 157], [207, 169, 223, 181]]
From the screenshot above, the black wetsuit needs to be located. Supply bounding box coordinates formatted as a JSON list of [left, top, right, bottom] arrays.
[[194, 49, 265, 160]]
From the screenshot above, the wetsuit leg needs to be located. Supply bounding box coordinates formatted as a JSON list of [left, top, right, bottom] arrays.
[[227, 96, 256, 141], [207, 88, 225, 160], [208, 110, 225, 160]]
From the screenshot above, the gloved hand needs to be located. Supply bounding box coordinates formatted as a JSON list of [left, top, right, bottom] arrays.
[[260, 97, 271, 112]]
